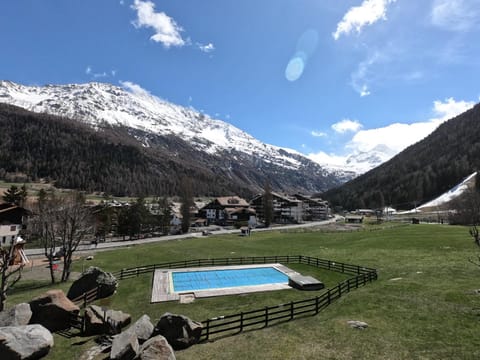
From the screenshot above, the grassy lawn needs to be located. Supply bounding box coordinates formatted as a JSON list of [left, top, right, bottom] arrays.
[[6, 223, 480, 359]]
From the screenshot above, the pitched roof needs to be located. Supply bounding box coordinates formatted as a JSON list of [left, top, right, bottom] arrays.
[[216, 196, 249, 207]]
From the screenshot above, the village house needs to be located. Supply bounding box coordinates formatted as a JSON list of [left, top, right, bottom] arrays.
[[292, 194, 330, 221], [250, 192, 304, 224], [0, 203, 30, 265], [199, 196, 255, 225]]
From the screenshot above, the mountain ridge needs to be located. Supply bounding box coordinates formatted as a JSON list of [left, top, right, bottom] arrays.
[[322, 102, 480, 210], [0, 81, 351, 196]]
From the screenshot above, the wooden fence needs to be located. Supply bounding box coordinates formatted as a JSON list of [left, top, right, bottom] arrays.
[[112, 255, 376, 280], [71, 255, 377, 339], [200, 270, 376, 341]]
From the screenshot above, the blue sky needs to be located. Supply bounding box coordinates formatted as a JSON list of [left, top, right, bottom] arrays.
[[1, 0, 479, 166]]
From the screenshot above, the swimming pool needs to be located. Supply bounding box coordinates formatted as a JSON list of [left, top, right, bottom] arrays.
[[151, 263, 298, 302], [172, 267, 289, 292]]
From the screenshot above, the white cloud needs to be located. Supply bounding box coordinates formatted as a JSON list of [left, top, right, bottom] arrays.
[[308, 151, 348, 167], [85, 66, 92, 75], [431, 0, 479, 32], [308, 98, 475, 171], [198, 43, 215, 53], [432, 97, 475, 120], [360, 85, 371, 97], [351, 50, 383, 96], [333, 0, 396, 40], [311, 130, 327, 137], [120, 80, 152, 97], [332, 119, 363, 134], [131, 0, 185, 48], [347, 97, 475, 154]]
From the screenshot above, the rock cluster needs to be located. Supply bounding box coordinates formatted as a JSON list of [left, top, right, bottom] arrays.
[[107, 312, 201, 359]]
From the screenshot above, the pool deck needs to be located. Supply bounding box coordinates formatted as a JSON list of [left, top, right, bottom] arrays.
[[151, 263, 299, 303]]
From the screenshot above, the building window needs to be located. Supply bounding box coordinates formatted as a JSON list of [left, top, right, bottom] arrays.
[[10, 225, 16, 232]]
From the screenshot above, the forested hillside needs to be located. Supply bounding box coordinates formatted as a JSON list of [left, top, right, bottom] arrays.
[[0, 104, 340, 197], [0, 104, 252, 197], [323, 103, 480, 210]]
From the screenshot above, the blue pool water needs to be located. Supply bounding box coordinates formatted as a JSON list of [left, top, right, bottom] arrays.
[[172, 267, 289, 292]]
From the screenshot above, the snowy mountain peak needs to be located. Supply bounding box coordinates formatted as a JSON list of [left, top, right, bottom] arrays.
[[0, 80, 313, 171]]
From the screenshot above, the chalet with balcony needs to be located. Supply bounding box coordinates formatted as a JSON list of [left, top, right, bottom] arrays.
[[199, 196, 255, 225]]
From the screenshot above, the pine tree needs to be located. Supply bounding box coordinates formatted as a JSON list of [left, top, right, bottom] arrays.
[[263, 181, 273, 227]]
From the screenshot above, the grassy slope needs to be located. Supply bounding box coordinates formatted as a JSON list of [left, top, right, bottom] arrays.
[[7, 224, 480, 359]]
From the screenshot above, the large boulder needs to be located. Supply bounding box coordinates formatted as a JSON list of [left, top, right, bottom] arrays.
[[122, 315, 154, 344], [67, 267, 118, 301], [84, 305, 131, 336], [135, 335, 176, 360], [153, 313, 202, 350], [29, 289, 80, 332], [110, 331, 139, 360], [0, 303, 32, 327], [0, 324, 54, 360]]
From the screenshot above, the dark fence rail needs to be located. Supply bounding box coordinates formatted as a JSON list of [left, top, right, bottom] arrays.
[[70, 286, 101, 308]]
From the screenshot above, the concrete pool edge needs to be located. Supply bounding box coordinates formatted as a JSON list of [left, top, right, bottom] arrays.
[[151, 263, 300, 303]]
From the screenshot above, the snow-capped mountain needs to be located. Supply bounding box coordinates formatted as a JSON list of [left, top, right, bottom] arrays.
[[0, 80, 350, 194], [310, 144, 395, 177], [0, 80, 299, 168], [345, 145, 397, 174]]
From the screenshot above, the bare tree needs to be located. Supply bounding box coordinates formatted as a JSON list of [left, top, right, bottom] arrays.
[[57, 192, 93, 282], [0, 242, 24, 312], [450, 173, 480, 266], [28, 189, 60, 284], [28, 191, 93, 283]]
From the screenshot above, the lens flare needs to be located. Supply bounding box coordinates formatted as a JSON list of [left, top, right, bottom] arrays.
[[284, 29, 319, 82], [285, 56, 305, 82]]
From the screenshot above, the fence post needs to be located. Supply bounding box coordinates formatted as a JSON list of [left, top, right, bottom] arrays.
[[327, 289, 331, 304], [240, 312, 244, 332], [136, 267, 139, 277], [290, 301, 294, 320], [205, 319, 210, 341], [120, 268, 124, 280], [315, 296, 319, 314], [265, 307, 269, 327], [339, 284, 342, 297], [356, 276, 359, 288]]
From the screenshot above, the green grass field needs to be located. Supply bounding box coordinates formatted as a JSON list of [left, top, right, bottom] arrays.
[[7, 223, 480, 359]]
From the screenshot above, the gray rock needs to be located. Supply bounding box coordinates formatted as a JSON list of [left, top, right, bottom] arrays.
[[347, 320, 368, 329], [153, 313, 202, 350], [67, 266, 118, 301], [0, 324, 54, 360], [110, 331, 139, 360], [0, 303, 32, 327], [135, 335, 175, 360], [123, 315, 154, 344], [84, 305, 131, 336], [29, 289, 80, 332]]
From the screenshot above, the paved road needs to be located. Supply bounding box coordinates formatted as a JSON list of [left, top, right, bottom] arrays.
[[25, 218, 338, 257]]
